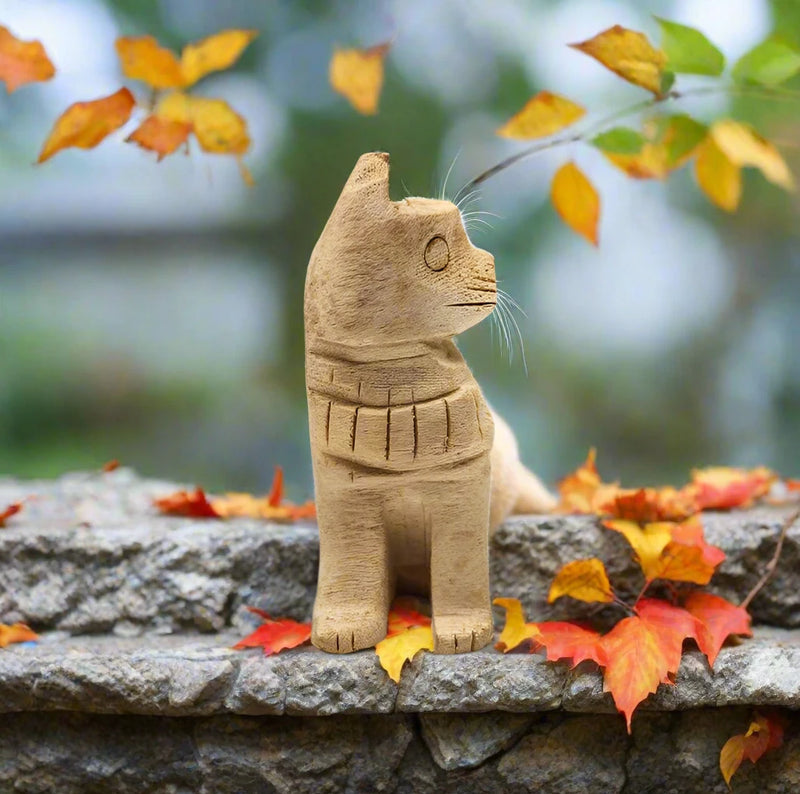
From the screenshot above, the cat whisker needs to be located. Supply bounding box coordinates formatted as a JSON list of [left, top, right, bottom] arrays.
[[497, 293, 528, 376], [497, 288, 527, 318], [493, 295, 512, 364], [461, 210, 501, 220], [456, 188, 481, 211], [439, 148, 462, 201], [400, 178, 412, 199]]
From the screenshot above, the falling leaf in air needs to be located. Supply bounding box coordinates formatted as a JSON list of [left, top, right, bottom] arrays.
[[720, 712, 785, 785], [0, 503, 22, 528], [556, 448, 619, 514], [497, 91, 585, 139], [375, 601, 434, 682], [0, 623, 38, 647], [570, 25, 668, 95], [0, 25, 55, 93], [179, 29, 258, 86], [550, 161, 600, 245], [154, 487, 221, 518], [38, 87, 136, 163], [709, 120, 795, 192], [695, 137, 742, 212], [548, 558, 615, 604], [684, 591, 752, 666], [233, 606, 311, 655], [329, 42, 390, 115], [689, 466, 776, 510], [126, 116, 192, 160]]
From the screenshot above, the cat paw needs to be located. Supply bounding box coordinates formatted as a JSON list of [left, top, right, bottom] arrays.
[[312, 608, 387, 654], [432, 611, 494, 654]]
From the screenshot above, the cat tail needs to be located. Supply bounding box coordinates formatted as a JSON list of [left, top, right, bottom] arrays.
[[512, 463, 558, 515]]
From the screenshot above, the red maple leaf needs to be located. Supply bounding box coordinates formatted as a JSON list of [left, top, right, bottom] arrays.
[[233, 606, 311, 655], [0, 502, 22, 527], [684, 591, 752, 666], [153, 488, 220, 518]]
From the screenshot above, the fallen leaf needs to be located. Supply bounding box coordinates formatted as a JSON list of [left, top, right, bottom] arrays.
[[684, 591, 752, 666], [101, 459, 120, 473], [267, 466, 283, 508], [0, 503, 22, 527], [376, 623, 434, 682], [556, 448, 619, 514], [126, 115, 192, 160], [548, 558, 615, 604], [154, 488, 220, 518], [233, 606, 311, 655], [550, 161, 600, 245], [38, 87, 136, 163], [600, 486, 698, 522], [733, 38, 800, 86], [497, 91, 585, 140], [604, 519, 673, 577], [0, 25, 55, 93], [695, 137, 742, 212], [655, 17, 724, 76], [386, 598, 431, 636], [494, 597, 541, 652], [710, 120, 794, 191], [689, 466, 776, 510], [787, 479, 800, 492], [531, 621, 606, 667], [570, 25, 667, 95], [720, 712, 784, 785], [0, 622, 38, 647], [329, 42, 389, 115], [115, 35, 185, 89], [602, 599, 699, 731], [156, 92, 250, 154], [180, 29, 257, 87]]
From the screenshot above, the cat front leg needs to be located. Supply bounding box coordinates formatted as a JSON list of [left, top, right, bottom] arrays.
[[427, 455, 494, 653], [311, 474, 392, 653]]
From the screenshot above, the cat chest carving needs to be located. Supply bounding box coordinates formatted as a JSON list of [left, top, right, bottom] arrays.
[[306, 349, 494, 471]]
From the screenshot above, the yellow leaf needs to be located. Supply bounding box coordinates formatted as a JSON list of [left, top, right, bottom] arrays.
[[180, 29, 257, 87], [604, 519, 673, 579], [38, 87, 136, 163], [710, 120, 794, 191], [330, 42, 389, 115], [0, 25, 55, 93], [548, 558, 615, 604], [493, 597, 541, 651], [550, 161, 600, 246], [570, 25, 668, 95], [126, 115, 191, 160], [497, 91, 585, 140], [375, 625, 434, 683], [695, 137, 742, 211], [115, 35, 185, 90], [157, 92, 250, 154]]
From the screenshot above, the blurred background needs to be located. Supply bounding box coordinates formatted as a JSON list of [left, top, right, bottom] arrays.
[[0, 0, 798, 499]]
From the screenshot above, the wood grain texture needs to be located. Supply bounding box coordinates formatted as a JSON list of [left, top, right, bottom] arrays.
[[305, 152, 555, 655]]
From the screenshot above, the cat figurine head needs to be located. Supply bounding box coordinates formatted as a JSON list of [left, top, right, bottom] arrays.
[[305, 152, 496, 349]]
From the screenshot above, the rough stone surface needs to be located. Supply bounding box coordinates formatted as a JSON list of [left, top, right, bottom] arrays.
[[0, 628, 797, 718], [1, 471, 797, 635], [1, 709, 798, 793]]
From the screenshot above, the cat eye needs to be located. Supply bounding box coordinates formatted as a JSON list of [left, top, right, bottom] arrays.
[[424, 236, 449, 271]]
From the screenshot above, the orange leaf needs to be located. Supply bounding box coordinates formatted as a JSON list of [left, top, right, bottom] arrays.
[[684, 591, 751, 666], [497, 91, 585, 140], [570, 25, 668, 95], [0, 502, 22, 527], [530, 621, 606, 667], [550, 161, 600, 246], [267, 466, 284, 508], [720, 712, 784, 785], [0, 25, 55, 93], [233, 606, 311, 655], [0, 622, 38, 647], [787, 479, 800, 492], [375, 616, 434, 682], [38, 87, 136, 163], [115, 35, 184, 89], [601, 486, 698, 522], [156, 92, 250, 155], [288, 501, 316, 521], [689, 466, 776, 510], [329, 42, 389, 115], [101, 459, 120, 472], [126, 115, 191, 160], [548, 558, 615, 604], [695, 137, 742, 212], [387, 598, 431, 636], [180, 29, 257, 87], [602, 599, 699, 731], [154, 487, 221, 518], [494, 597, 541, 652], [556, 448, 619, 513]]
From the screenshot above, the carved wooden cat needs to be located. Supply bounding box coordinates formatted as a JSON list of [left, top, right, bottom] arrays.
[[305, 151, 555, 655]]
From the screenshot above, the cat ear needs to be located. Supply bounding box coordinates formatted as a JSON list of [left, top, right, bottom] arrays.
[[340, 151, 390, 204]]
